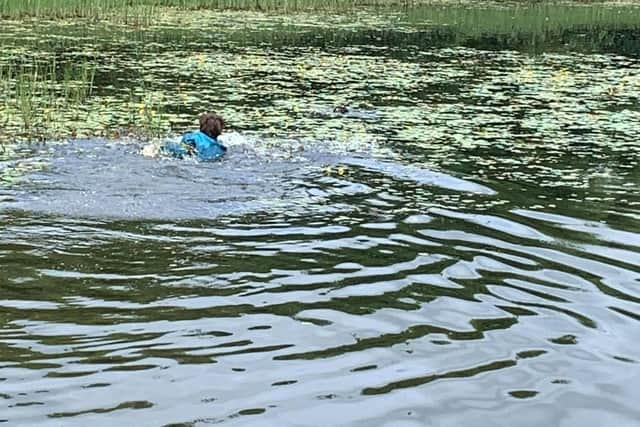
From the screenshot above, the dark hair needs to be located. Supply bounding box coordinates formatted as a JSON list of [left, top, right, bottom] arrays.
[[199, 112, 225, 138]]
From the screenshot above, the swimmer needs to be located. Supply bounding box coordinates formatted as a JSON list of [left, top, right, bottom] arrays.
[[162, 112, 227, 161]]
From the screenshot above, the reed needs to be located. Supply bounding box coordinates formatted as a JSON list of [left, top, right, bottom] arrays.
[[0, 57, 171, 142], [2, 0, 635, 31], [403, 2, 640, 35], [0, 59, 98, 139], [1, 0, 445, 19]]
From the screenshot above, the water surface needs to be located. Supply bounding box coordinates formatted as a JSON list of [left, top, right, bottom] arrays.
[[1, 3, 640, 426]]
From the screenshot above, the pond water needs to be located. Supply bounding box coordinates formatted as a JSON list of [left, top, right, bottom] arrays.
[[1, 3, 640, 426]]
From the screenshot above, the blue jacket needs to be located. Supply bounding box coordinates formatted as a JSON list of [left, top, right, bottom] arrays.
[[163, 131, 227, 161]]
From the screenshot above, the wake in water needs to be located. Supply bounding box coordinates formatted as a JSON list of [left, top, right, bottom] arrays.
[[0, 133, 494, 220]]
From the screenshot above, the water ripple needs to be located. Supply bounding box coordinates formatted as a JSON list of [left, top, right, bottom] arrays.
[[2, 15, 640, 426]]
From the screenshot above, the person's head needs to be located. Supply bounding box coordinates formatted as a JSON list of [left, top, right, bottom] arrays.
[[199, 112, 225, 138]]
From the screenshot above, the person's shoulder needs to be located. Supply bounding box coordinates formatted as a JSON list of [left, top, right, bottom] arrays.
[[182, 130, 198, 140]]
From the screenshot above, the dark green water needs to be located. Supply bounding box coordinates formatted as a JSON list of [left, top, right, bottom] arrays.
[[1, 4, 640, 426]]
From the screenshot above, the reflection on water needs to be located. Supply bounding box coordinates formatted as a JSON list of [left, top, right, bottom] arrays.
[[1, 3, 640, 426]]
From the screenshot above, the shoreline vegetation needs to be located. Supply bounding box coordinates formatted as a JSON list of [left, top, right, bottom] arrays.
[[2, 0, 636, 15], [1, 1, 639, 143], [0, 1, 636, 21]]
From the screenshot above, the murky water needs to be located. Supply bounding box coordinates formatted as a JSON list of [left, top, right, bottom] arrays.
[[1, 3, 640, 426]]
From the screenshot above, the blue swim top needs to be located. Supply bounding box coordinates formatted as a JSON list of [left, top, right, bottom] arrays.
[[162, 131, 227, 161]]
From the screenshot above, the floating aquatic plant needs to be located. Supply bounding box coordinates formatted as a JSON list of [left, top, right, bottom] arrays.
[[0, 3, 638, 158]]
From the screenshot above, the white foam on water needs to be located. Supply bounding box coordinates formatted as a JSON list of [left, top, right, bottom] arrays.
[[1, 134, 494, 220]]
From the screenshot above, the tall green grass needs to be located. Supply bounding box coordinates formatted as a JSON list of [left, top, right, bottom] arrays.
[[404, 2, 640, 35], [0, 59, 96, 137], [219, 2, 640, 49], [1, 0, 636, 28], [0, 57, 170, 142], [0, 1, 163, 25], [0, 0, 415, 18]]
